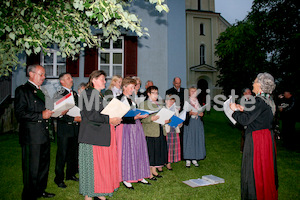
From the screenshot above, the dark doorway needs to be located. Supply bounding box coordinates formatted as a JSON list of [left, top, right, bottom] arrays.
[[197, 79, 208, 105]]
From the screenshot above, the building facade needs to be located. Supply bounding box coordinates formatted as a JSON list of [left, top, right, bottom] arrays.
[[11, 0, 230, 102], [186, 0, 231, 101]]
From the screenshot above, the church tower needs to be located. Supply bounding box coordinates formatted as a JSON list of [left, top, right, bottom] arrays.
[[185, 0, 230, 100], [186, 0, 215, 12]]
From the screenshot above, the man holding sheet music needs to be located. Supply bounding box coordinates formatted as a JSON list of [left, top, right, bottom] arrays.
[[15, 65, 55, 199], [53, 73, 81, 188]]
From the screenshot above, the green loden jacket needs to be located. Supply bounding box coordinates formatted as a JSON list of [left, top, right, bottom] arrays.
[[140, 99, 167, 137]]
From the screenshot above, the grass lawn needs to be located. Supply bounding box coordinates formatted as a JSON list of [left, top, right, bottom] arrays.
[[0, 109, 299, 199]]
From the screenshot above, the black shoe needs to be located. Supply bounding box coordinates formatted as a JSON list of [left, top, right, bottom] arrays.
[[94, 197, 108, 200], [153, 174, 163, 178], [157, 169, 163, 172], [122, 182, 134, 190], [66, 175, 79, 182], [38, 192, 55, 198], [149, 177, 157, 181], [55, 181, 67, 188]]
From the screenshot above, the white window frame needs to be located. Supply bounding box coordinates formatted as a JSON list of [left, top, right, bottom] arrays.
[[40, 44, 66, 78], [99, 36, 124, 78]]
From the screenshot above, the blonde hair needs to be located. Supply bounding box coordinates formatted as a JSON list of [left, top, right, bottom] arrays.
[[132, 76, 141, 85], [108, 75, 122, 89]]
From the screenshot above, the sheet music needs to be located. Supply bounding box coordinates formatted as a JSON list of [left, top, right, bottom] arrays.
[[52, 93, 75, 117], [178, 110, 186, 121], [101, 98, 130, 118], [168, 103, 176, 112], [135, 96, 146, 106], [183, 101, 206, 113], [154, 107, 175, 125], [223, 96, 237, 125], [66, 106, 81, 117]]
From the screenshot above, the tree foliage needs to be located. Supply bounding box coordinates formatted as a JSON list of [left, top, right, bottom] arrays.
[[215, 0, 300, 96], [0, 0, 169, 76], [215, 21, 268, 96]]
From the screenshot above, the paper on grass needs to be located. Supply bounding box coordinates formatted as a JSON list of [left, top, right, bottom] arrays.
[[223, 96, 237, 125], [183, 175, 225, 188], [52, 93, 75, 117], [153, 107, 175, 125], [202, 175, 225, 184], [101, 98, 130, 118]]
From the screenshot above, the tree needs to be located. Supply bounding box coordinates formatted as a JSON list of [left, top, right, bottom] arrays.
[[215, 0, 300, 96], [0, 0, 169, 76], [215, 20, 267, 96], [248, 0, 300, 93]]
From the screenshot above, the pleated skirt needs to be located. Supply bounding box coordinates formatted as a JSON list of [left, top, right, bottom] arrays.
[[146, 125, 168, 166], [79, 125, 119, 197], [183, 117, 206, 160], [166, 127, 181, 163], [116, 120, 151, 182]]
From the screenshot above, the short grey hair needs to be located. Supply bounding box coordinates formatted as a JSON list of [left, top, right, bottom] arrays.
[[27, 64, 40, 74], [78, 82, 87, 90], [257, 72, 276, 94]]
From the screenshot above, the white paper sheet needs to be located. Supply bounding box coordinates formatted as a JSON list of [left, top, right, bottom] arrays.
[[223, 96, 237, 125], [101, 98, 130, 118], [183, 101, 206, 114], [135, 96, 146, 106], [66, 106, 81, 117], [153, 107, 175, 125], [183, 175, 225, 188]]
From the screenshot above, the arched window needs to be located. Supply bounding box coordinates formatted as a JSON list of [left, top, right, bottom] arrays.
[[200, 45, 205, 65], [200, 23, 204, 35]]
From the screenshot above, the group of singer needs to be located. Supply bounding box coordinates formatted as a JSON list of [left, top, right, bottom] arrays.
[[15, 65, 206, 200], [78, 71, 207, 200], [14, 63, 278, 200]]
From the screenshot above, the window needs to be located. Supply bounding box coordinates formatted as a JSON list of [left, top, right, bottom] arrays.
[[41, 45, 66, 78], [200, 23, 205, 35], [198, 0, 201, 10], [99, 37, 124, 78], [200, 45, 205, 65]]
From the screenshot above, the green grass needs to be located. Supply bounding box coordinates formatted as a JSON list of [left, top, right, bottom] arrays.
[[1, 110, 299, 199]]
